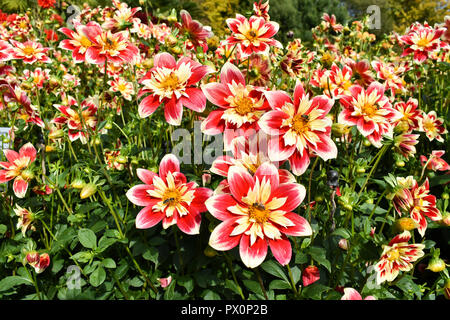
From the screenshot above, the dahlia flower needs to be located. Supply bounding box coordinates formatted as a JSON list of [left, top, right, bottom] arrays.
[[207, 163, 312, 268], [126, 154, 212, 234], [138, 52, 211, 125]]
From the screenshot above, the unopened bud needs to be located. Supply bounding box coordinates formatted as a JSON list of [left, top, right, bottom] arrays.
[[80, 183, 97, 199]]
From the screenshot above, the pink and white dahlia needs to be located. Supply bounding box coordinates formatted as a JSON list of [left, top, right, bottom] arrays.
[[210, 134, 296, 193], [328, 63, 353, 98], [207, 163, 312, 268], [420, 150, 450, 172], [138, 52, 211, 125], [126, 154, 212, 235], [338, 82, 402, 148], [108, 77, 134, 101], [341, 288, 376, 300], [259, 82, 337, 176], [59, 21, 98, 63], [201, 62, 269, 150], [225, 14, 282, 58], [375, 231, 425, 284], [0, 142, 37, 198], [0, 40, 12, 62]]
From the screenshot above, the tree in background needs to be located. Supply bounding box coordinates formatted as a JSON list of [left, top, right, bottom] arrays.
[[345, 0, 449, 35]]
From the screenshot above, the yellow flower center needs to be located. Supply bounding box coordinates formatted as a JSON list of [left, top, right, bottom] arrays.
[[117, 83, 127, 92], [416, 37, 430, 48], [162, 189, 181, 206], [387, 248, 400, 261], [292, 114, 309, 135], [234, 96, 254, 116], [80, 36, 92, 48], [248, 203, 270, 224], [423, 121, 435, 132], [246, 30, 258, 42], [22, 46, 36, 56], [361, 103, 377, 117], [160, 73, 180, 91], [104, 37, 118, 51]]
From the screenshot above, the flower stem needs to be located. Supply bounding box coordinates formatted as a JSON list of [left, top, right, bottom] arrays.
[[255, 267, 268, 300], [358, 145, 388, 198], [286, 264, 299, 295], [224, 252, 245, 300]]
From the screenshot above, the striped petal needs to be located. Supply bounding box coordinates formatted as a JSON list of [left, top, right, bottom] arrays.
[[239, 233, 268, 268]]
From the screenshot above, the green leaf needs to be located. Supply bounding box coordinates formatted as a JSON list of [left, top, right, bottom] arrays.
[[97, 236, 117, 251], [89, 267, 106, 287], [178, 276, 194, 294], [261, 260, 289, 283], [295, 252, 308, 264], [78, 228, 97, 249], [163, 279, 176, 300], [301, 283, 330, 300], [224, 279, 242, 296], [0, 276, 32, 292], [0, 224, 7, 235], [202, 289, 221, 300], [308, 247, 331, 273], [430, 174, 450, 187], [101, 258, 116, 269], [71, 251, 94, 263], [269, 279, 291, 290], [242, 280, 263, 296], [142, 247, 159, 265], [290, 266, 301, 285], [331, 228, 351, 239]]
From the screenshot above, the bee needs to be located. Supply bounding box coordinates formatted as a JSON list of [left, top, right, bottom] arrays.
[[105, 37, 114, 48], [163, 197, 175, 205], [301, 114, 309, 121], [252, 202, 266, 211]]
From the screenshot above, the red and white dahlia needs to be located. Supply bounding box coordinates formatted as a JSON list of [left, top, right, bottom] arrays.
[[10, 40, 51, 64], [0, 142, 37, 198], [418, 111, 447, 142], [390, 176, 442, 237], [59, 21, 98, 63], [210, 134, 296, 193], [201, 62, 269, 150], [81, 22, 139, 65], [399, 22, 447, 63], [126, 154, 212, 235], [108, 77, 134, 101], [375, 231, 425, 284], [0, 40, 12, 62], [207, 163, 312, 268], [52, 96, 97, 144], [392, 98, 421, 133], [138, 52, 211, 125], [225, 14, 282, 58], [338, 82, 402, 148], [259, 82, 337, 176]]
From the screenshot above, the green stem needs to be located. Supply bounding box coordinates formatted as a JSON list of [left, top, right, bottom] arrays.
[[25, 267, 41, 300], [358, 145, 388, 198], [224, 253, 245, 300], [255, 268, 268, 300], [286, 264, 299, 295]]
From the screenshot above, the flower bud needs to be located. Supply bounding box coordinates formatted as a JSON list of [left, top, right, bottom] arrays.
[[158, 276, 172, 288], [21, 169, 35, 181], [302, 265, 320, 287], [45, 145, 56, 152], [48, 129, 64, 140], [204, 245, 217, 257], [116, 155, 128, 164], [71, 179, 85, 189], [80, 183, 97, 199], [202, 173, 211, 186], [26, 251, 40, 265], [427, 257, 446, 272], [338, 238, 348, 250]]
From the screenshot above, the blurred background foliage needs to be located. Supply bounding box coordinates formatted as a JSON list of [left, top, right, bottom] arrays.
[[0, 0, 448, 43]]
